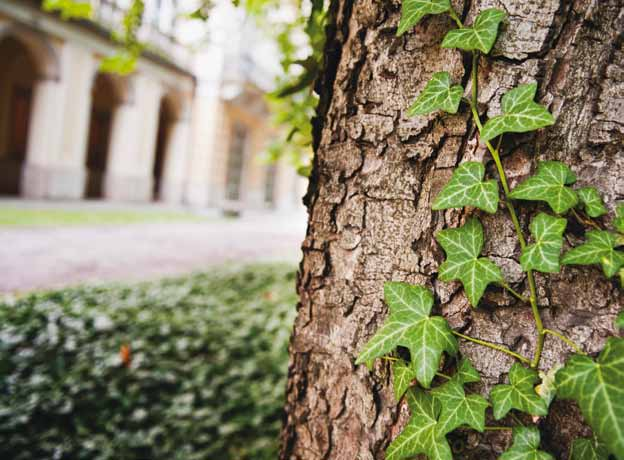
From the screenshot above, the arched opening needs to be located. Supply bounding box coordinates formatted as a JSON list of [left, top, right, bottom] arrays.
[[0, 37, 38, 195], [85, 74, 120, 198], [152, 97, 176, 201]]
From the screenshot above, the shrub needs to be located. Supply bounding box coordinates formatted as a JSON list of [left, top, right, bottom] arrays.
[[0, 264, 297, 460]]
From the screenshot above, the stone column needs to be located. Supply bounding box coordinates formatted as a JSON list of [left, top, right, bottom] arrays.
[[159, 110, 191, 204]]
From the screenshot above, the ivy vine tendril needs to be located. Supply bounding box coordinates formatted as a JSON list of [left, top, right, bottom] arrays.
[[356, 2, 624, 459]]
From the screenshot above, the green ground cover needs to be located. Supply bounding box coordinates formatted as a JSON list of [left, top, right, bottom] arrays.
[[0, 263, 297, 459], [0, 205, 206, 226]]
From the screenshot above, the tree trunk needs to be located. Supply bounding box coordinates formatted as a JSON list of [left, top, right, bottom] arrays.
[[280, 0, 624, 458]]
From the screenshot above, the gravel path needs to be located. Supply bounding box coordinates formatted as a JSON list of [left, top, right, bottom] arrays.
[[0, 211, 306, 293]]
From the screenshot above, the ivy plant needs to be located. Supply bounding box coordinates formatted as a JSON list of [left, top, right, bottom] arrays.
[[356, 4, 624, 460]]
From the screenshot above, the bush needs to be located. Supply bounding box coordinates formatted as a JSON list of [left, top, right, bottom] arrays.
[[0, 264, 297, 460]]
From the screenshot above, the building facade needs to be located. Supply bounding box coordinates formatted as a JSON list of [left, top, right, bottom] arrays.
[[0, 0, 305, 213]]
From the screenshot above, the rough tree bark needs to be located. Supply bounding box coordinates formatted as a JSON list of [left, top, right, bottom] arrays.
[[280, 0, 624, 458]]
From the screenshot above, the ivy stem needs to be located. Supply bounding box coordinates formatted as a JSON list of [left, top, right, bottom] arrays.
[[469, 51, 544, 369], [448, 8, 463, 28], [484, 426, 513, 431], [499, 282, 529, 303], [543, 328, 586, 355], [571, 208, 602, 231], [452, 330, 531, 365], [436, 372, 452, 380]]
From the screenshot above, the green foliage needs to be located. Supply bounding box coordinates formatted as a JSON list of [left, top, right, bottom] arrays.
[[356, 283, 457, 388], [408, 72, 463, 116], [441, 8, 506, 54], [481, 83, 555, 142], [562, 230, 624, 278], [435, 218, 503, 307], [520, 212, 567, 273], [393, 359, 417, 401], [617, 312, 624, 329], [457, 357, 480, 384], [499, 427, 554, 460], [432, 162, 499, 213], [100, 0, 144, 75], [386, 389, 452, 460], [42, 0, 92, 19], [509, 161, 578, 214], [535, 364, 561, 407], [614, 204, 624, 234], [0, 264, 296, 460], [556, 337, 624, 459], [577, 187, 608, 218], [397, 0, 451, 36], [570, 438, 609, 460], [430, 376, 488, 435], [489, 363, 548, 420]]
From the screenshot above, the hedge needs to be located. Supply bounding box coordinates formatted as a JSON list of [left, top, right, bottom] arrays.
[[0, 264, 297, 460]]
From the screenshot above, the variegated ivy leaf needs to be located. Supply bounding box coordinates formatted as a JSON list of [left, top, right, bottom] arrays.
[[408, 72, 463, 116], [556, 337, 624, 459], [431, 376, 488, 435], [614, 204, 624, 233], [500, 427, 554, 460], [458, 356, 481, 384], [535, 364, 562, 407], [577, 187, 608, 218], [397, 0, 451, 36], [435, 218, 503, 307], [508, 161, 578, 214], [393, 359, 416, 401], [355, 283, 458, 388], [562, 230, 624, 278], [489, 363, 548, 420], [520, 213, 567, 273], [432, 162, 499, 213], [441, 8, 506, 54], [481, 83, 555, 142], [386, 389, 452, 460], [570, 438, 609, 460]]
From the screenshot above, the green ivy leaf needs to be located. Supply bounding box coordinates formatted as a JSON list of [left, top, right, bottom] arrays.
[[458, 357, 481, 384], [556, 337, 624, 459], [576, 187, 608, 218], [617, 312, 624, 330], [490, 363, 548, 420], [393, 360, 416, 401], [535, 364, 561, 407], [435, 218, 503, 307], [431, 376, 488, 435], [481, 83, 555, 142], [562, 230, 624, 278], [441, 8, 506, 54], [614, 204, 624, 234], [508, 161, 578, 214], [397, 0, 451, 36], [355, 283, 457, 388], [520, 213, 567, 273], [500, 427, 554, 460], [408, 72, 463, 116], [386, 389, 452, 460], [570, 438, 610, 460], [432, 162, 499, 213]]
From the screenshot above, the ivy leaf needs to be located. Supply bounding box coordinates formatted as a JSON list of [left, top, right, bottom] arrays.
[[535, 364, 562, 407], [508, 161, 578, 214], [520, 213, 567, 273], [386, 389, 452, 460], [431, 377, 489, 435], [556, 337, 624, 459], [500, 427, 554, 460], [408, 72, 464, 116], [432, 162, 499, 213], [441, 8, 506, 54], [570, 438, 609, 460], [435, 218, 504, 307], [562, 230, 624, 278], [397, 0, 451, 36], [355, 283, 458, 388], [481, 83, 555, 142], [490, 363, 548, 420], [393, 360, 416, 401], [458, 357, 481, 384], [614, 204, 624, 234], [576, 187, 608, 218], [617, 312, 624, 330]]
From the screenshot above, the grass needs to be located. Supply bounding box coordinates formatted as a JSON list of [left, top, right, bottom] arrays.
[[0, 205, 207, 227]]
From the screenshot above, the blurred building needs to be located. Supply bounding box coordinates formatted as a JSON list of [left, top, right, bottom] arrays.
[[0, 0, 305, 213]]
